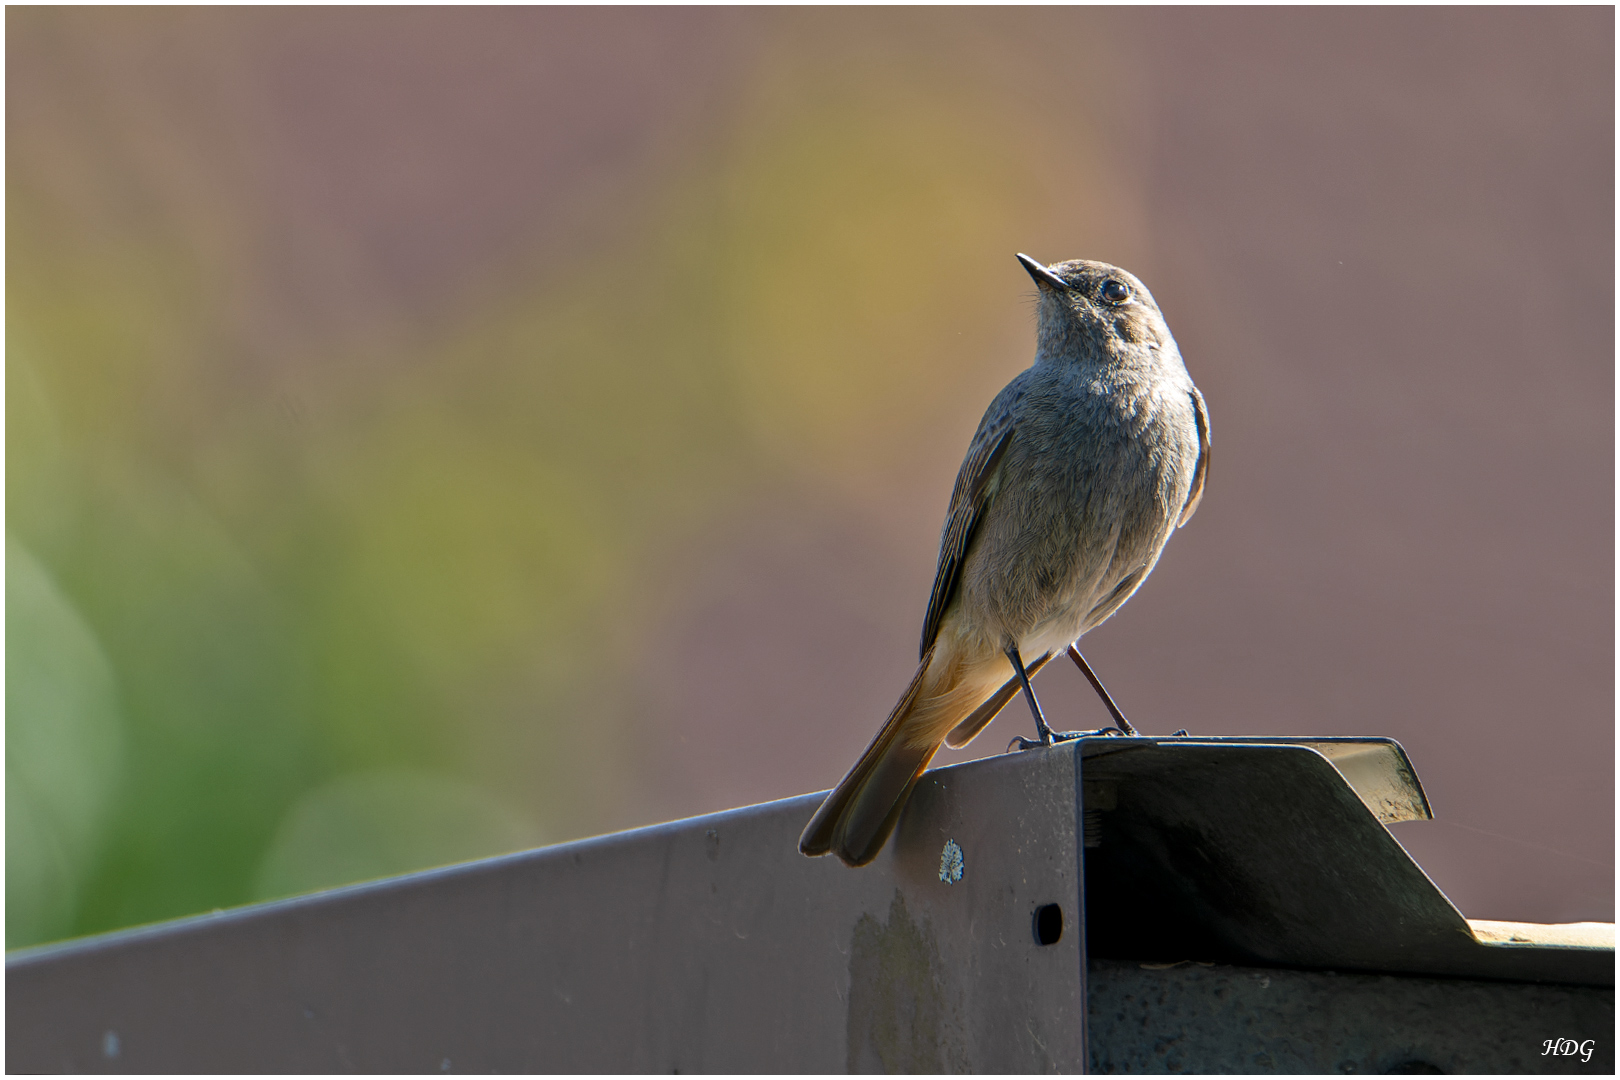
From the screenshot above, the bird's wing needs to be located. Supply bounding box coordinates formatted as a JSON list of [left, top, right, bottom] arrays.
[[919, 405, 1017, 659], [1177, 385, 1211, 528]]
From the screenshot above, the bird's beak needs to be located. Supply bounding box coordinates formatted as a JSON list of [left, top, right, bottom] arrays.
[[1016, 253, 1069, 291]]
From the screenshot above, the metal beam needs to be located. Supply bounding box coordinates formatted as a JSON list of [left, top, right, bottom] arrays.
[[6, 745, 1088, 1073], [1088, 958, 1613, 1074], [7, 736, 1613, 1073]]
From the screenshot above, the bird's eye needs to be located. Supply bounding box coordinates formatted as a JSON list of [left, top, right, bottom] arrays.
[[1101, 279, 1131, 304]]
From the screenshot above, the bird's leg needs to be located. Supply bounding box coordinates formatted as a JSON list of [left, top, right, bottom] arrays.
[[997, 641, 1101, 751], [1067, 645, 1139, 736], [1005, 644, 1057, 751]]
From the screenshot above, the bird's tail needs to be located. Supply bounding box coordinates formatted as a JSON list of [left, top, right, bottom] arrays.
[[799, 642, 1004, 867]]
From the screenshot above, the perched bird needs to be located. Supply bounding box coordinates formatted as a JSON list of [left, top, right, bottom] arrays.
[[799, 254, 1209, 868]]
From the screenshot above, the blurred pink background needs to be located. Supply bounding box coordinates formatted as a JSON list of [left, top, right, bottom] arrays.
[[7, 7, 1611, 948]]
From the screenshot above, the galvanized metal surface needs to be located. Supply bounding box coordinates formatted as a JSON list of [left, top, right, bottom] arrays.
[[1087, 957, 1614, 1074], [6, 745, 1089, 1073]]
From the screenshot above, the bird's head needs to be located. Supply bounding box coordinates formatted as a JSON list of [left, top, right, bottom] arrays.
[[1016, 254, 1172, 362]]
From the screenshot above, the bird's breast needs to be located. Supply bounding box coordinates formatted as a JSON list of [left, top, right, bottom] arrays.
[[960, 374, 1199, 645]]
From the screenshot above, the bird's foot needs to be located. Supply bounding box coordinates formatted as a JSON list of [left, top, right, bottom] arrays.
[[1007, 726, 1130, 752]]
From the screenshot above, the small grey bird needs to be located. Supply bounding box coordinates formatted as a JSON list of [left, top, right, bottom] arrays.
[[799, 254, 1209, 868]]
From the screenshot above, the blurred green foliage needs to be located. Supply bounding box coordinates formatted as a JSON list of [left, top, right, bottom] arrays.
[[6, 8, 1112, 948]]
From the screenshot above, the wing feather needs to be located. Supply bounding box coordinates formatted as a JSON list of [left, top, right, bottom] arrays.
[[1177, 385, 1211, 528], [918, 415, 1016, 658]]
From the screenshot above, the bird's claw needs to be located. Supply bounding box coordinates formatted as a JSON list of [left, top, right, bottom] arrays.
[[1007, 726, 1131, 753]]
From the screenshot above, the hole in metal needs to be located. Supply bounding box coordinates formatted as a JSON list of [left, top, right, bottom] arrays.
[[1034, 903, 1063, 946]]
